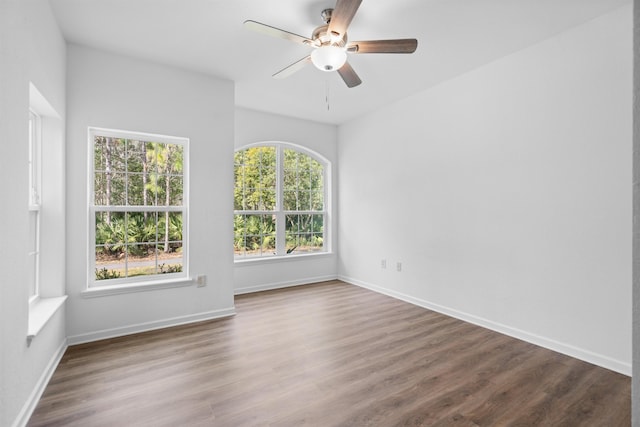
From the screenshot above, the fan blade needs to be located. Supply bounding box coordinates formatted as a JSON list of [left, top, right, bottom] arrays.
[[273, 56, 312, 79], [337, 61, 362, 88], [244, 20, 314, 46], [328, 0, 362, 38], [348, 39, 418, 54]]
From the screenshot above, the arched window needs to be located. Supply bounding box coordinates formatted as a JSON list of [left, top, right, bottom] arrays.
[[234, 143, 329, 259]]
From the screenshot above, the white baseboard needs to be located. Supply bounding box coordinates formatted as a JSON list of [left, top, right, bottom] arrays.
[[339, 275, 631, 376], [67, 307, 236, 345], [12, 338, 68, 427], [234, 275, 338, 295]]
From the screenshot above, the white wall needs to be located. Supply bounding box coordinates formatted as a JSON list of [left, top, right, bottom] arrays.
[[234, 108, 338, 293], [338, 5, 632, 374], [0, 1, 67, 426], [65, 45, 235, 342]]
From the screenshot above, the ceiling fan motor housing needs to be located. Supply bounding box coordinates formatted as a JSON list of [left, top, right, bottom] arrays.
[[313, 8, 347, 47], [312, 25, 347, 47]]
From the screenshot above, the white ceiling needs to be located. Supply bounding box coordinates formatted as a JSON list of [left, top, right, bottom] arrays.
[[49, 0, 630, 125]]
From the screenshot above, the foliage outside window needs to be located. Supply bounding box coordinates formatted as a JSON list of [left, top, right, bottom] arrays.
[[234, 144, 327, 259], [28, 110, 41, 300], [89, 128, 187, 286]]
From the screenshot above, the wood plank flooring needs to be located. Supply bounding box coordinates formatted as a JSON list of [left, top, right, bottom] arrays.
[[28, 281, 630, 426]]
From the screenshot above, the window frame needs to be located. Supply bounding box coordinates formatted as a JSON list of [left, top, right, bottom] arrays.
[[28, 109, 41, 302], [87, 127, 189, 289], [234, 142, 331, 261]]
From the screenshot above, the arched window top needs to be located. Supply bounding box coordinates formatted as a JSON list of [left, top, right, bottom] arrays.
[[234, 142, 330, 260], [235, 141, 330, 166]]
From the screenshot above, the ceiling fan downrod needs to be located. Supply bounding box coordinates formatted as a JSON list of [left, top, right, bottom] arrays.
[[321, 8, 333, 24]]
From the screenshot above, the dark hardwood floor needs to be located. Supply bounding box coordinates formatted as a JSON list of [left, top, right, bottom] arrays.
[[28, 280, 630, 426]]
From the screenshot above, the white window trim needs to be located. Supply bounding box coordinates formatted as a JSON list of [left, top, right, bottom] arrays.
[[29, 110, 42, 208], [234, 142, 332, 262], [27, 295, 68, 345], [234, 250, 334, 266], [87, 127, 190, 290], [28, 110, 42, 302]]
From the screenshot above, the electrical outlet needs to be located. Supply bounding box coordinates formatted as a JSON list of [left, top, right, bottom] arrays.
[[396, 262, 402, 272], [381, 259, 387, 269], [195, 275, 207, 287]]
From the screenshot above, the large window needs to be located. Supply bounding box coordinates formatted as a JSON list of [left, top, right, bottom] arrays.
[[234, 143, 328, 259], [28, 110, 41, 300], [89, 128, 188, 286]]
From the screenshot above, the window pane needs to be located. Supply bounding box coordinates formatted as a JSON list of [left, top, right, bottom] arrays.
[[141, 211, 159, 243], [95, 246, 124, 281], [311, 191, 324, 211], [283, 149, 300, 172], [285, 214, 324, 254], [94, 136, 106, 171], [285, 214, 299, 253], [234, 214, 246, 256], [311, 169, 323, 192], [95, 211, 127, 280], [243, 186, 257, 210], [258, 146, 276, 168], [260, 188, 276, 210], [283, 168, 296, 191], [125, 246, 153, 278], [110, 138, 126, 171], [93, 172, 125, 206], [127, 173, 144, 205], [282, 150, 323, 211], [234, 147, 276, 213], [94, 210, 184, 280], [126, 212, 147, 258], [234, 186, 245, 210], [169, 176, 183, 205], [154, 174, 167, 204], [283, 190, 297, 211], [95, 211, 126, 255], [234, 150, 244, 166], [159, 243, 184, 275], [298, 191, 311, 211], [297, 170, 312, 191], [126, 139, 145, 173], [94, 172, 107, 205], [234, 214, 276, 258], [109, 172, 126, 205], [158, 212, 183, 252]]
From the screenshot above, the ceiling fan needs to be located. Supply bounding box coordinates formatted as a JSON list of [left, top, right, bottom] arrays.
[[244, 0, 418, 88]]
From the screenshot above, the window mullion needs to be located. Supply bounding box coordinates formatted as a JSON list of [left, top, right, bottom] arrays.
[[275, 146, 286, 256], [93, 205, 182, 213]]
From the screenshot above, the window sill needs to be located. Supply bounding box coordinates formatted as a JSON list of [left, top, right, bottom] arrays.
[[234, 251, 333, 267], [28, 296, 68, 346], [82, 277, 195, 298]]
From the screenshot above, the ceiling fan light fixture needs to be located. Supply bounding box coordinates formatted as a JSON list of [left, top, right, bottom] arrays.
[[311, 45, 347, 72]]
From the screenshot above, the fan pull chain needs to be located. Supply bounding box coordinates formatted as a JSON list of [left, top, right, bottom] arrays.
[[325, 79, 330, 111]]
